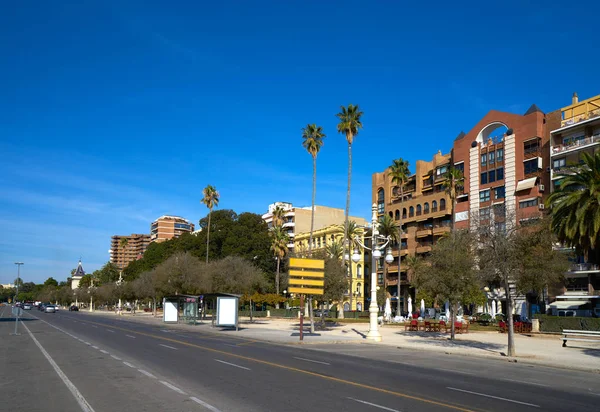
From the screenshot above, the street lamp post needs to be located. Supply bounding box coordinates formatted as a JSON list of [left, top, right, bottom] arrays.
[[89, 278, 95, 313], [117, 271, 123, 314], [352, 203, 393, 342], [13, 262, 24, 335]]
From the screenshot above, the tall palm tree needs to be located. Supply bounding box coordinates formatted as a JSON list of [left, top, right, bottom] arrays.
[[201, 185, 220, 263], [119, 238, 129, 271], [547, 151, 600, 259], [388, 158, 410, 314], [378, 214, 401, 314], [302, 124, 326, 256], [270, 226, 289, 306], [271, 205, 286, 228], [336, 104, 364, 268], [325, 238, 344, 260], [337, 220, 362, 315], [443, 167, 464, 231]]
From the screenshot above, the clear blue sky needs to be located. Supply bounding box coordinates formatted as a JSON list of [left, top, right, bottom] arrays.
[[1, 1, 598, 284]]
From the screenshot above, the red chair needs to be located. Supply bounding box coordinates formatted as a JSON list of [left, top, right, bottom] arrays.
[[454, 322, 463, 334], [498, 321, 507, 333], [439, 320, 449, 333]]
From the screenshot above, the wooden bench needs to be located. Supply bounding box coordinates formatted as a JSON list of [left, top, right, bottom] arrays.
[[562, 329, 600, 347]]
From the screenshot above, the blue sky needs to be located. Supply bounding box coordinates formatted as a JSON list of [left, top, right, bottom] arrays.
[[1, 1, 598, 284]]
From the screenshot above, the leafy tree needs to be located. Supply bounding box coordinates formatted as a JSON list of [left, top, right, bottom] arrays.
[[201, 184, 220, 263], [302, 123, 326, 255], [336, 220, 362, 316], [207, 256, 267, 295], [322, 256, 347, 304], [153, 252, 207, 296], [78, 274, 93, 289], [44, 277, 59, 287], [443, 167, 464, 230]]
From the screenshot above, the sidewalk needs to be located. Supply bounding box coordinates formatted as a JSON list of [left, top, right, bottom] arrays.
[[86, 311, 600, 373]]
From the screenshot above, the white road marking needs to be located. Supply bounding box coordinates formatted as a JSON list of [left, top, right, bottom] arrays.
[[91, 346, 99, 350], [214, 359, 250, 371], [138, 369, 156, 379], [347, 397, 400, 411], [22, 322, 96, 412], [123, 362, 136, 368], [110, 355, 122, 361], [84, 342, 91, 345], [190, 396, 222, 412], [105, 329, 114, 333], [99, 350, 109, 354], [437, 368, 477, 376], [159, 344, 178, 350], [507, 379, 549, 388], [447, 387, 540, 408], [91, 325, 97, 328], [126, 334, 136, 339], [176, 334, 188, 338], [293, 357, 330, 365], [160, 381, 187, 395], [223, 344, 238, 348]]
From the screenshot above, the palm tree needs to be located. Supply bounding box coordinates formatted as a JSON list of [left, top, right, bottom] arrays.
[[388, 158, 410, 313], [325, 238, 344, 260], [271, 205, 286, 228], [336, 104, 364, 268], [337, 220, 362, 315], [119, 238, 129, 271], [201, 185, 220, 263], [547, 151, 600, 260], [270, 226, 289, 308], [378, 214, 401, 314], [302, 124, 326, 256], [443, 167, 465, 231]]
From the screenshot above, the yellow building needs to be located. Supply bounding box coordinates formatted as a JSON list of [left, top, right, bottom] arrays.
[[294, 222, 368, 311]]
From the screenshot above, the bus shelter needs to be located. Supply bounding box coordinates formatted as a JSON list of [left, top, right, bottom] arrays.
[[162, 293, 240, 329]]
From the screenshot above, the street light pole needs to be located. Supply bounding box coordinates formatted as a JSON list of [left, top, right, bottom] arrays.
[[13, 262, 24, 335]]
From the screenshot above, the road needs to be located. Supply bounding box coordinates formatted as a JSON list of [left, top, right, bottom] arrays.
[[2, 307, 599, 411]]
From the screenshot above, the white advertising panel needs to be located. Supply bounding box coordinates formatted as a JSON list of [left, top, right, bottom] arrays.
[[163, 299, 178, 323], [216, 297, 238, 326]]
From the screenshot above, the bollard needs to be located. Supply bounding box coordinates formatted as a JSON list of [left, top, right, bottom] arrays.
[[531, 318, 539, 333], [266, 310, 270, 318]]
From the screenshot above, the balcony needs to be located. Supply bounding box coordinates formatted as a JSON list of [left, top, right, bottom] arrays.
[[416, 228, 433, 238], [416, 243, 432, 254], [560, 96, 600, 128], [551, 134, 600, 156], [392, 246, 409, 257], [568, 263, 600, 273], [433, 225, 451, 235], [282, 221, 295, 228]]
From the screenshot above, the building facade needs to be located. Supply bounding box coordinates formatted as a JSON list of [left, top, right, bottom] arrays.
[[150, 215, 195, 243], [110, 233, 151, 270]]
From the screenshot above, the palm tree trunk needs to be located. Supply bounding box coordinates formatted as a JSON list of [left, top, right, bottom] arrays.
[[340, 141, 352, 320], [206, 209, 212, 263], [309, 155, 316, 256], [506, 278, 515, 356], [397, 186, 403, 316], [276, 256, 280, 309], [349, 256, 353, 311], [450, 303, 456, 340]]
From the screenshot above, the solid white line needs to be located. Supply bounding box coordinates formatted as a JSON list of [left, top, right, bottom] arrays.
[[105, 329, 114, 333], [110, 355, 122, 361], [293, 357, 331, 365], [99, 350, 109, 354], [160, 381, 187, 395], [159, 344, 178, 350], [214, 359, 250, 370], [190, 396, 222, 412], [138, 369, 156, 379], [123, 362, 136, 368], [91, 346, 99, 350], [125, 334, 136, 338], [84, 342, 91, 345], [447, 387, 540, 408], [347, 397, 400, 411], [22, 322, 96, 412]]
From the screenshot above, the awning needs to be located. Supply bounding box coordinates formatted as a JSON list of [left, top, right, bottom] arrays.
[[548, 300, 588, 309], [515, 177, 537, 192]]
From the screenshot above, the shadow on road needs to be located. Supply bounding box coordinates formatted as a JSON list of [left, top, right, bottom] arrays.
[[399, 332, 506, 354], [0, 317, 38, 322]]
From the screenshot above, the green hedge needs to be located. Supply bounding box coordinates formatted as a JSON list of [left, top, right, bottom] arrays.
[[534, 315, 600, 332]]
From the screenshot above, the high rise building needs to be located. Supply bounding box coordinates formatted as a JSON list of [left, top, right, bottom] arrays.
[[150, 215, 195, 243], [110, 233, 151, 270]]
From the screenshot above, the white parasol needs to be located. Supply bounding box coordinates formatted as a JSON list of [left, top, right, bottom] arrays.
[[407, 296, 413, 315]]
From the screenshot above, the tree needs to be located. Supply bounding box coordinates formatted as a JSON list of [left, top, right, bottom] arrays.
[[547, 151, 600, 261], [78, 274, 93, 289], [96, 262, 120, 285], [201, 184, 220, 263], [443, 167, 464, 230], [388, 158, 410, 313], [271, 205, 286, 228], [378, 214, 401, 313], [153, 252, 207, 296], [206, 256, 267, 295], [322, 256, 347, 307], [411, 230, 482, 339], [43, 277, 59, 287], [336, 220, 362, 316], [301, 123, 326, 255], [270, 226, 289, 306], [120, 237, 129, 265], [336, 104, 364, 270], [325, 238, 344, 260]]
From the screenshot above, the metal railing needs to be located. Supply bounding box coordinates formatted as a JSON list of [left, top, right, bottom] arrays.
[[552, 134, 600, 154], [569, 263, 600, 272]]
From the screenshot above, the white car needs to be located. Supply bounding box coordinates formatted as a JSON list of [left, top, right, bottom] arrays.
[[45, 305, 56, 313], [22, 304, 32, 310]]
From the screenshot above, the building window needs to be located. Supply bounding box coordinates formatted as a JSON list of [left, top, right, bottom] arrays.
[[378, 273, 384, 285], [357, 264, 362, 278], [395, 210, 400, 220], [481, 172, 488, 185], [440, 199, 446, 210], [495, 186, 505, 199], [488, 169, 496, 183], [454, 162, 464, 174], [488, 151, 495, 165], [424, 202, 429, 214], [524, 159, 538, 175], [524, 139, 539, 154], [416, 205, 422, 216], [402, 208, 407, 219], [436, 165, 448, 176], [389, 211, 393, 218], [480, 207, 491, 220], [496, 167, 504, 180], [432, 200, 438, 212], [481, 153, 487, 166], [409, 206, 414, 217], [519, 198, 539, 209], [377, 189, 385, 214], [479, 190, 491, 202], [496, 149, 504, 162], [553, 158, 566, 170]]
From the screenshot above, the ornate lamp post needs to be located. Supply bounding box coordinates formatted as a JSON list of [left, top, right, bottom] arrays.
[[116, 271, 123, 314], [89, 277, 96, 312], [352, 203, 393, 342]]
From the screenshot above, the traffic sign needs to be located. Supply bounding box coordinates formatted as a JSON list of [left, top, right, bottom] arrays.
[[288, 257, 324, 296]]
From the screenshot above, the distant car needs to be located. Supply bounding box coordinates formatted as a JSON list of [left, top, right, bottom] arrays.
[[54, 305, 59, 311], [44, 305, 56, 313], [69, 305, 79, 312], [22, 304, 32, 310]]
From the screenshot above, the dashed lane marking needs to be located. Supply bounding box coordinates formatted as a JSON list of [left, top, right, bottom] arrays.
[[160, 381, 187, 395], [214, 359, 251, 371]]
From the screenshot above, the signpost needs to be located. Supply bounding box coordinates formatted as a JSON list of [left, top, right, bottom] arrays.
[[288, 258, 324, 341]]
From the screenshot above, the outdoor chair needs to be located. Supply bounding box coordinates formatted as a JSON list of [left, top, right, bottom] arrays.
[[439, 320, 449, 333], [498, 321, 507, 333], [404, 319, 419, 331]]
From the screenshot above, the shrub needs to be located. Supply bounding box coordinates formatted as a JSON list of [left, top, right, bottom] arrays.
[[533, 315, 600, 332]]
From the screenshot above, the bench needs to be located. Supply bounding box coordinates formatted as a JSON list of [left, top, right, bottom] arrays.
[[562, 329, 600, 347]]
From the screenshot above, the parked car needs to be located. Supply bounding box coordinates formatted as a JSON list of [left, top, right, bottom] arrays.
[[22, 303, 32, 310], [54, 305, 60, 311], [44, 305, 56, 313], [69, 305, 79, 312]]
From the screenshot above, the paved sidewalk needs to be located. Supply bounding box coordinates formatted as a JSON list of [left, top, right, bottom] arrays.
[[85, 310, 600, 373]]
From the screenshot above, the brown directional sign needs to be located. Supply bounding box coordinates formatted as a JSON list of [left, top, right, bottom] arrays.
[[288, 257, 324, 295]]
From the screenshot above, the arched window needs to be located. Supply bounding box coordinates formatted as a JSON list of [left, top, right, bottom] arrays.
[[389, 211, 393, 218], [377, 189, 385, 214], [432, 200, 438, 212], [357, 264, 362, 278], [440, 198, 446, 211], [395, 209, 400, 220], [402, 208, 407, 219], [424, 202, 429, 214], [357, 302, 362, 311], [356, 283, 361, 294], [409, 206, 414, 217], [416, 204, 422, 216]]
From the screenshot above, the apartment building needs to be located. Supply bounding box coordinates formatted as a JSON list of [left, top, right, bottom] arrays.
[[372, 151, 453, 314], [262, 202, 367, 254], [547, 92, 600, 315], [110, 233, 151, 270], [150, 215, 195, 243], [294, 224, 368, 311]]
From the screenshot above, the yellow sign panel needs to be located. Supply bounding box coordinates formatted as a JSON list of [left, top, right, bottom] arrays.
[[289, 258, 324, 270], [288, 269, 324, 278], [289, 286, 324, 296], [288, 278, 324, 286]]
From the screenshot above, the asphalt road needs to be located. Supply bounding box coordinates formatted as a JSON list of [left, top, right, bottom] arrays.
[[4, 307, 600, 412]]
